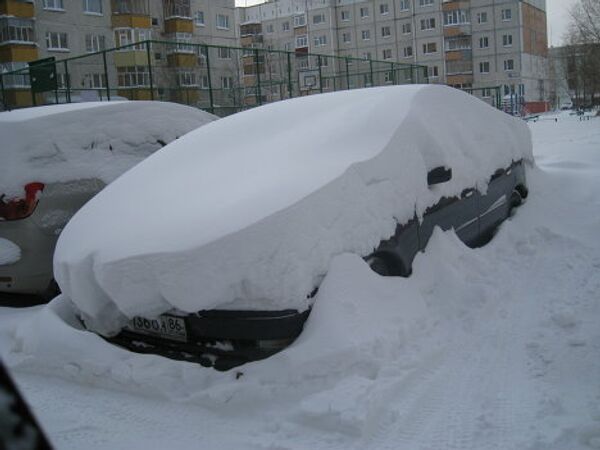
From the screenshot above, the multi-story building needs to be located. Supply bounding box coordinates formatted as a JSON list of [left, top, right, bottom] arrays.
[[238, 0, 550, 112], [0, 0, 238, 107]]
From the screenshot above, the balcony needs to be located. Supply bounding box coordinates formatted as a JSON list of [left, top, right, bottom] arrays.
[[0, 0, 34, 18], [163, 0, 191, 19]]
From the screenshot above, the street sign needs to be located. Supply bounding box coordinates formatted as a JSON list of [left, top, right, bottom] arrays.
[[28, 57, 57, 93]]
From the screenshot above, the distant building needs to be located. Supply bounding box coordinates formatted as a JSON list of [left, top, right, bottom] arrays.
[[238, 0, 551, 112], [0, 0, 238, 107]]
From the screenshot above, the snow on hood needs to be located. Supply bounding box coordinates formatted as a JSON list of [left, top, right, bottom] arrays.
[[0, 101, 217, 197], [53, 85, 533, 334]]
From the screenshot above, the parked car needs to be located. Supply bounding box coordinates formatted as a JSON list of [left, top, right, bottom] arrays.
[[0, 101, 216, 302], [54, 85, 533, 370]]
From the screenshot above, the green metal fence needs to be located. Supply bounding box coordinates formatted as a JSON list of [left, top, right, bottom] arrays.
[[0, 40, 429, 115]]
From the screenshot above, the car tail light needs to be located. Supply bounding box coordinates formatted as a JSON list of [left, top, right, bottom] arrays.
[[0, 182, 45, 221]]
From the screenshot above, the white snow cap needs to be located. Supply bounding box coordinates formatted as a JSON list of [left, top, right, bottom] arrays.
[[54, 85, 533, 334], [0, 101, 216, 197]]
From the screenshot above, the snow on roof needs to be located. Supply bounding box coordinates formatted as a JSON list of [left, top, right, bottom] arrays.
[[0, 101, 217, 197], [0, 101, 125, 123], [53, 85, 533, 334]]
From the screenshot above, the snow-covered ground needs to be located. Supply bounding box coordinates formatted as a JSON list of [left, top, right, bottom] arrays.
[[0, 111, 599, 450]]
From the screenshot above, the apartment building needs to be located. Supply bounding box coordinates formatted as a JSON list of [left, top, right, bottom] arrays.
[[0, 0, 238, 107], [238, 0, 550, 112]]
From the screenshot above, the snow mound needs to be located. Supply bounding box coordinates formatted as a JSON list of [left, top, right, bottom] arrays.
[[0, 101, 217, 197], [53, 85, 533, 334]]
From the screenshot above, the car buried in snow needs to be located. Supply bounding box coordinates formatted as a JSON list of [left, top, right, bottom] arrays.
[[0, 101, 216, 303], [54, 85, 532, 370]]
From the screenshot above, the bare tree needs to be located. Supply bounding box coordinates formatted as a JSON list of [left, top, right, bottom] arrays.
[[569, 0, 600, 44], [563, 0, 600, 107]]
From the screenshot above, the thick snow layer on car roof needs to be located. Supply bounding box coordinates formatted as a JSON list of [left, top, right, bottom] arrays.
[[0, 101, 123, 123], [54, 85, 533, 334], [0, 101, 216, 197]]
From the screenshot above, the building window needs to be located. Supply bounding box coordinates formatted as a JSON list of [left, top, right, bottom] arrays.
[[445, 36, 471, 51], [399, 0, 410, 11], [427, 66, 439, 78], [217, 47, 231, 59], [85, 34, 105, 53], [266, 24, 274, 33], [381, 26, 391, 38], [293, 14, 306, 27], [320, 56, 328, 67], [504, 59, 514, 71], [362, 51, 372, 60], [403, 46, 413, 57], [46, 31, 69, 51], [164, 0, 190, 19], [503, 34, 513, 47], [167, 32, 193, 54], [216, 14, 230, 30], [360, 7, 369, 18], [477, 12, 488, 24], [296, 34, 307, 47], [85, 72, 106, 88], [444, 10, 470, 26], [177, 71, 197, 87], [117, 66, 149, 87], [43, 0, 64, 10], [342, 32, 351, 43], [115, 28, 150, 50], [402, 22, 412, 34], [282, 21, 290, 31], [0, 18, 35, 44], [479, 36, 489, 48], [382, 48, 392, 60], [341, 10, 350, 21], [419, 0, 434, 6], [361, 29, 370, 40], [482, 88, 492, 98], [420, 17, 436, 30], [0, 62, 30, 88], [502, 9, 512, 21], [194, 11, 204, 26], [221, 76, 233, 89], [313, 13, 325, 24], [380, 3, 389, 15], [423, 42, 437, 54], [83, 0, 102, 14], [314, 35, 327, 46], [479, 61, 490, 73]]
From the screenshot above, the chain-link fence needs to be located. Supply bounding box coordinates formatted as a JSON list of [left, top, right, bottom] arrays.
[[0, 39, 430, 115]]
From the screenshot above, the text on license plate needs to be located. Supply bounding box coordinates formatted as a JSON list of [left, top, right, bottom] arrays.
[[128, 315, 187, 342]]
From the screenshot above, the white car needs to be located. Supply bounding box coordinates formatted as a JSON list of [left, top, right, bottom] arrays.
[[54, 85, 533, 370], [0, 101, 216, 301]]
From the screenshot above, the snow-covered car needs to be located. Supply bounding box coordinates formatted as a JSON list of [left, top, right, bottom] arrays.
[[0, 102, 216, 301], [54, 85, 532, 370]]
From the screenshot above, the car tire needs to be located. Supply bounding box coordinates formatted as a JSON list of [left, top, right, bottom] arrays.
[[509, 190, 523, 217], [365, 255, 392, 276]]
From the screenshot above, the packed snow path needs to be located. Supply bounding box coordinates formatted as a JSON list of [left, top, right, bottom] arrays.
[[0, 112, 599, 450]]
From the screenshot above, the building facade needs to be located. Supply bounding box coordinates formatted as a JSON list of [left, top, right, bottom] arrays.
[[0, 0, 238, 107], [239, 0, 550, 112]]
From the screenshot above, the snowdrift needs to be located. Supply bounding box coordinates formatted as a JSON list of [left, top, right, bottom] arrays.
[[0, 101, 216, 197], [53, 85, 533, 335]]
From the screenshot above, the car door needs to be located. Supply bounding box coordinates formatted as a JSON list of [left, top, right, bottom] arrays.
[[418, 189, 480, 250], [479, 166, 516, 239]]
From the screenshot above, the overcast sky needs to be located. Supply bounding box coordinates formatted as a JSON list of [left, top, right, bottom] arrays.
[[234, 0, 578, 47]]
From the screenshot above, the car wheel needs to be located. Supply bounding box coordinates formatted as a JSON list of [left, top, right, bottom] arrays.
[[509, 190, 523, 217], [365, 255, 391, 276]]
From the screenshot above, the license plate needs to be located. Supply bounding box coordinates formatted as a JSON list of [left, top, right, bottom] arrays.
[[127, 315, 187, 342]]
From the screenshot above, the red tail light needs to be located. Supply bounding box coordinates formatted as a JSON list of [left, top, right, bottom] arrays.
[[0, 182, 45, 221]]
